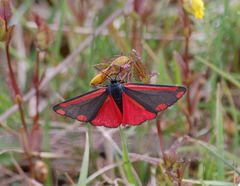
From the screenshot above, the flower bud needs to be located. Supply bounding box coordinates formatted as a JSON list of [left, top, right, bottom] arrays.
[[0, 0, 12, 22], [33, 160, 48, 182], [35, 16, 52, 51], [36, 25, 52, 51]]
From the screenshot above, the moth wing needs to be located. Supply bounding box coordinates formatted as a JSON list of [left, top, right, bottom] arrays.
[[53, 88, 108, 122], [122, 83, 186, 125]]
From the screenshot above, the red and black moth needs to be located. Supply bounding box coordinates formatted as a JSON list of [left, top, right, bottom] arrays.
[[53, 79, 186, 128]]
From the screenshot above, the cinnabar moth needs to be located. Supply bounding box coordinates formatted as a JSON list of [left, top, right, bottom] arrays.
[[53, 79, 186, 128]]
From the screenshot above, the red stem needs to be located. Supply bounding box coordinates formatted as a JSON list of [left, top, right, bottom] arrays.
[[5, 34, 33, 177], [5, 42, 21, 96], [178, 0, 193, 132], [131, 0, 142, 54], [33, 50, 40, 126], [156, 118, 165, 158], [5, 42, 28, 133], [183, 15, 192, 116], [176, 167, 183, 186]]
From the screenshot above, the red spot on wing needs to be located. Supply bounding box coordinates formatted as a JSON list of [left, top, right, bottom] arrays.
[[125, 84, 178, 91], [176, 91, 185, 98], [91, 96, 122, 127], [122, 93, 155, 125], [156, 103, 167, 111], [56, 109, 65, 115], [77, 115, 87, 121], [60, 89, 106, 107]]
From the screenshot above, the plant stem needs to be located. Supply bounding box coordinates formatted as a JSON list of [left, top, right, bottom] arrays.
[[178, 0, 193, 132], [119, 127, 138, 185], [131, 0, 142, 54], [5, 35, 33, 177], [5, 41, 28, 134], [5, 41, 21, 97], [33, 50, 40, 126], [156, 117, 165, 158], [183, 13, 192, 117]]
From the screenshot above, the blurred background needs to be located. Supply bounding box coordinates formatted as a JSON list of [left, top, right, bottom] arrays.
[[0, 0, 240, 185]]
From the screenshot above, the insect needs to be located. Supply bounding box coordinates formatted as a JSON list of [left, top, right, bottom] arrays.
[[90, 49, 150, 86], [53, 78, 186, 128]]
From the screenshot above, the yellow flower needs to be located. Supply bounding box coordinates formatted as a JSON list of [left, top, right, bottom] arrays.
[[183, 0, 205, 19]]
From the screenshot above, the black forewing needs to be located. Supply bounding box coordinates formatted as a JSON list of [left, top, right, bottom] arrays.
[[53, 88, 108, 122], [123, 83, 186, 113]]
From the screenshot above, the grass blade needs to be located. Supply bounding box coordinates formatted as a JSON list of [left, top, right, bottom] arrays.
[[119, 127, 138, 185], [53, 0, 65, 60], [196, 56, 240, 88], [182, 179, 234, 186], [77, 131, 90, 186], [215, 84, 224, 179], [190, 138, 240, 175]]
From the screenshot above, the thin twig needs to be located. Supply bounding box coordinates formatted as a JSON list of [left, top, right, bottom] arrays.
[[1, 148, 81, 160], [5, 41, 21, 97], [0, 122, 18, 136], [64, 172, 76, 185], [26, 21, 184, 41], [5, 31, 34, 176], [86, 153, 162, 184], [97, 127, 122, 155], [33, 50, 40, 126], [178, 0, 193, 132], [5, 39, 28, 134]]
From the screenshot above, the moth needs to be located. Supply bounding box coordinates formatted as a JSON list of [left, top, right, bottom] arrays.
[[53, 79, 186, 127]]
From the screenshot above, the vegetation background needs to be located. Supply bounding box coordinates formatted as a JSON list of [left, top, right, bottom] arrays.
[[0, 0, 240, 185]]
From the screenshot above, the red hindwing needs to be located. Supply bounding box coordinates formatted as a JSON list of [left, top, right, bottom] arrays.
[[122, 93, 156, 125], [91, 96, 122, 127]]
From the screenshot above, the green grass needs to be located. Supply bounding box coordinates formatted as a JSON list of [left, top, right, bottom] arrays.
[[119, 127, 138, 185]]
